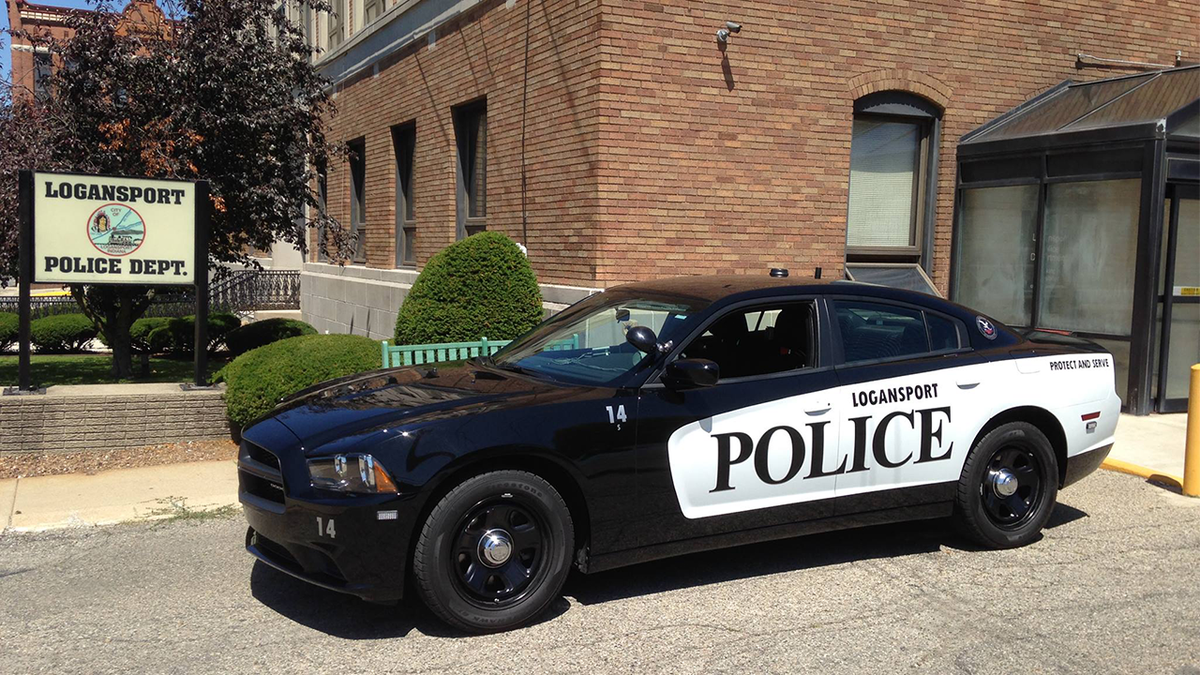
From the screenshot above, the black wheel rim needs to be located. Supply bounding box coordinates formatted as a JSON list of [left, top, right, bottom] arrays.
[[980, 445, 1044, 530], [451, 497, 545, 608]]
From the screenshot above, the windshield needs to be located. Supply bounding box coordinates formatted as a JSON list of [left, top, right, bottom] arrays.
[[491, 291, 709, 386]]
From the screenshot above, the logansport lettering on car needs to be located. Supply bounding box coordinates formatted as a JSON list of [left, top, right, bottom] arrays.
[[236, 272, 1121, 633]]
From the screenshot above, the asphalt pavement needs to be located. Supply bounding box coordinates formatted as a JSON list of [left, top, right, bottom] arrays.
[[1, 469, 1198, 675]]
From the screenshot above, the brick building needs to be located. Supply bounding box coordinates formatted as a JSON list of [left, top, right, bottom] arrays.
[[6, 0, 169, 97], [303, 0, 1198, 340]]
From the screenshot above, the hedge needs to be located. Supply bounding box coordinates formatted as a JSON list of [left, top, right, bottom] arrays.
[[30, 313, 98, 353], [394, 231, 543, 345], [218, 333, 381, 428], [146, 312, 242, 354], [97, 316, 171, 353], [225, 318, 317, 357], [0, 312, 16, 352]]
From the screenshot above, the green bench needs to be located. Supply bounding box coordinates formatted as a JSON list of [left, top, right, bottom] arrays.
[[381, 334, 580, 368]]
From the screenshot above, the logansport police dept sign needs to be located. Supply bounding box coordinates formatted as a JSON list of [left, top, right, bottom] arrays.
[[33, 172, 197, 285]]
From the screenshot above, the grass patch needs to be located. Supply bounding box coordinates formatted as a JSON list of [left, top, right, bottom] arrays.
[[0, 353, 229, 388], [147, 496, 240, 522]]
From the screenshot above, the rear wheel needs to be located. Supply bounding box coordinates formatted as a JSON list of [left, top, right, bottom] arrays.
[[954, 421, 1058, 549], [413, 470, 574, 633]]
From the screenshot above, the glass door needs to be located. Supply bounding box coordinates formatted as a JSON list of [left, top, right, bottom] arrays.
[[1156, 183, 1199, 413]]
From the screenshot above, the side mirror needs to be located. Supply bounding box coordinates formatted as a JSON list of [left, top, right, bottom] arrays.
[[663, 358, 719, 389], [626, 324, 660, 354]]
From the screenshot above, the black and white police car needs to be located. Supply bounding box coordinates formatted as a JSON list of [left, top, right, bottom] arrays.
[[238, 272, 1120, 632]]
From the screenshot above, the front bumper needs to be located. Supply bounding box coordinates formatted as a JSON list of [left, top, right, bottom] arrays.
[[238, 436, 417, 602]]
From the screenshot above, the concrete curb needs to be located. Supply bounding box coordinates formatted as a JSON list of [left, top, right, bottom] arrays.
[[1101, 457, 1184, 491]]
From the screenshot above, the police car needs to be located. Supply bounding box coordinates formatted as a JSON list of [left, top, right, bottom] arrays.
[[238, 272, 1120, 632]]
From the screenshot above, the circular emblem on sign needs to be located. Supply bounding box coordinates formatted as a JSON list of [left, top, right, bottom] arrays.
[[976, 315, 998, 340], [87, 203, 145, 257]]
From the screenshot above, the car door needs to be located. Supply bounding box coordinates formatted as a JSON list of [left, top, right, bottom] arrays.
[[827, 297, 988, 513], [626, 297, 844, 548]]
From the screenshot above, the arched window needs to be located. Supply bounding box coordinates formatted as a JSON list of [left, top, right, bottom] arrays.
[[845, 91, 941, 290]]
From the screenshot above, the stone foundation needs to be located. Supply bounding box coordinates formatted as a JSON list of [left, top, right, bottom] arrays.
[[0, 383, 230, 453]]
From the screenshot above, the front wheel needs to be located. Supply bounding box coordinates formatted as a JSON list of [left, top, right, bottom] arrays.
[[954, 421, 1059, 549], [413, 470, 574, 633]]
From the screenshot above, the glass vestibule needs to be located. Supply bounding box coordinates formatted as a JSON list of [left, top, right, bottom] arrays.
[[953, 66, 1199, 415], [954, 176, 1141, 398], [1156, 184, 1200, 412]]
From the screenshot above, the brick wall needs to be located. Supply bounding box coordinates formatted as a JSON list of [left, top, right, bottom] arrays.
[[317, 0, 604, 286], [319, 0, 1198, 295], [0, 386, 230, 453], [594, 0, 1199, 291]]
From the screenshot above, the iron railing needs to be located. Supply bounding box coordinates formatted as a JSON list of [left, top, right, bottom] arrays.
[[0, 270, 300, 319], [210, 270, 300, 312]]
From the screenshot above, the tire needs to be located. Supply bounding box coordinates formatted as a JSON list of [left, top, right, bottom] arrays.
[[413, 470, 574, 633], [954, 421, 1059, 549]]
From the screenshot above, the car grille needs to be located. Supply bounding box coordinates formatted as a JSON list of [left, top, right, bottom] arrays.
[[238, 440, 286, 509]]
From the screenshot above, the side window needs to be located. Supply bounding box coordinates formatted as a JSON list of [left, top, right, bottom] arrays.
[[833, 300, 930, 364], [680, 302, 816, 380], [926, 313, 961, 352]]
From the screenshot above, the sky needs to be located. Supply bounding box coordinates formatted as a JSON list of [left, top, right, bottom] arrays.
[[2, 0, 100, 85]]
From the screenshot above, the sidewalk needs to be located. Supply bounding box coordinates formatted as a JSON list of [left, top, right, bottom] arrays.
[[0, 459, 238, 532], [1105, 413, 1188, 485]]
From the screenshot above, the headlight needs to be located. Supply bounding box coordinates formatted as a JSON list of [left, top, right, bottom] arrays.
[[307, 454, 398, 494]]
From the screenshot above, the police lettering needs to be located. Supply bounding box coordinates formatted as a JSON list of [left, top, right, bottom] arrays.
[[710, 406, 953, 492], [852, 382, 939, 407], [44, 256, 187, 276], [43, 180, 186, 205]]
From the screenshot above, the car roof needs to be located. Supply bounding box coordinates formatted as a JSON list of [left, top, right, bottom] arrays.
[[606, 274, 983, 322]]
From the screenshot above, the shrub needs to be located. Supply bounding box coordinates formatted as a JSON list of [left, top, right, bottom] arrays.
[[394, 231, 543, 345], [219, 333, 381, 428], [0, 312, 16, 352], [30, 313, 98, 353], [97, 316, 172, 353], [131, 317, 171, 353], [147, 312, 242, 354], [225, 318, 317, 357]]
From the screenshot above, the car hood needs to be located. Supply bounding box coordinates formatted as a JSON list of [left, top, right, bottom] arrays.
[[258, 361, 567, 453]]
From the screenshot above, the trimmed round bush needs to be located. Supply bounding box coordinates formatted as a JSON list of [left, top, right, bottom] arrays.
[[132, 317, 171, 353], [0, 312, 17, 352], [225, 318, 317, 357], [30, 313, 98, 353], [394, 231, 543, 345], [146, 324, 176, 353], [219, 333, 381, 428], [149, 312, 242, 354], [97, 316, 171, 353]]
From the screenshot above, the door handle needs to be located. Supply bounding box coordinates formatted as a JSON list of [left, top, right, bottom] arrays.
[[956, 381, 980, 390]]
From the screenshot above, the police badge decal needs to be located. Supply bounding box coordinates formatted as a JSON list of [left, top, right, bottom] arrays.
[[975, 315, 997, 340], [87, 203, 145, 256]]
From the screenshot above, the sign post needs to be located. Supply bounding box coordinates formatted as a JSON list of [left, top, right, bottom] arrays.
[[17, 171, 33, 392], [193, 181, 210, 387], [10, 171, 206, 393]]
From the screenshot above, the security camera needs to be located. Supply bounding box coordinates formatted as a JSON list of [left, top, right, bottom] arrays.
[[716, 21, 742, 43]]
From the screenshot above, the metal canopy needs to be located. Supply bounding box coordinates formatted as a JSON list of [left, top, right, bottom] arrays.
[[960, 66, 1200, 157]]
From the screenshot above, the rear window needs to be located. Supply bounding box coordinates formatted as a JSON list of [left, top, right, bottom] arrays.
[[833, 300, 961, 364], [927, 313, 960, 351]]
